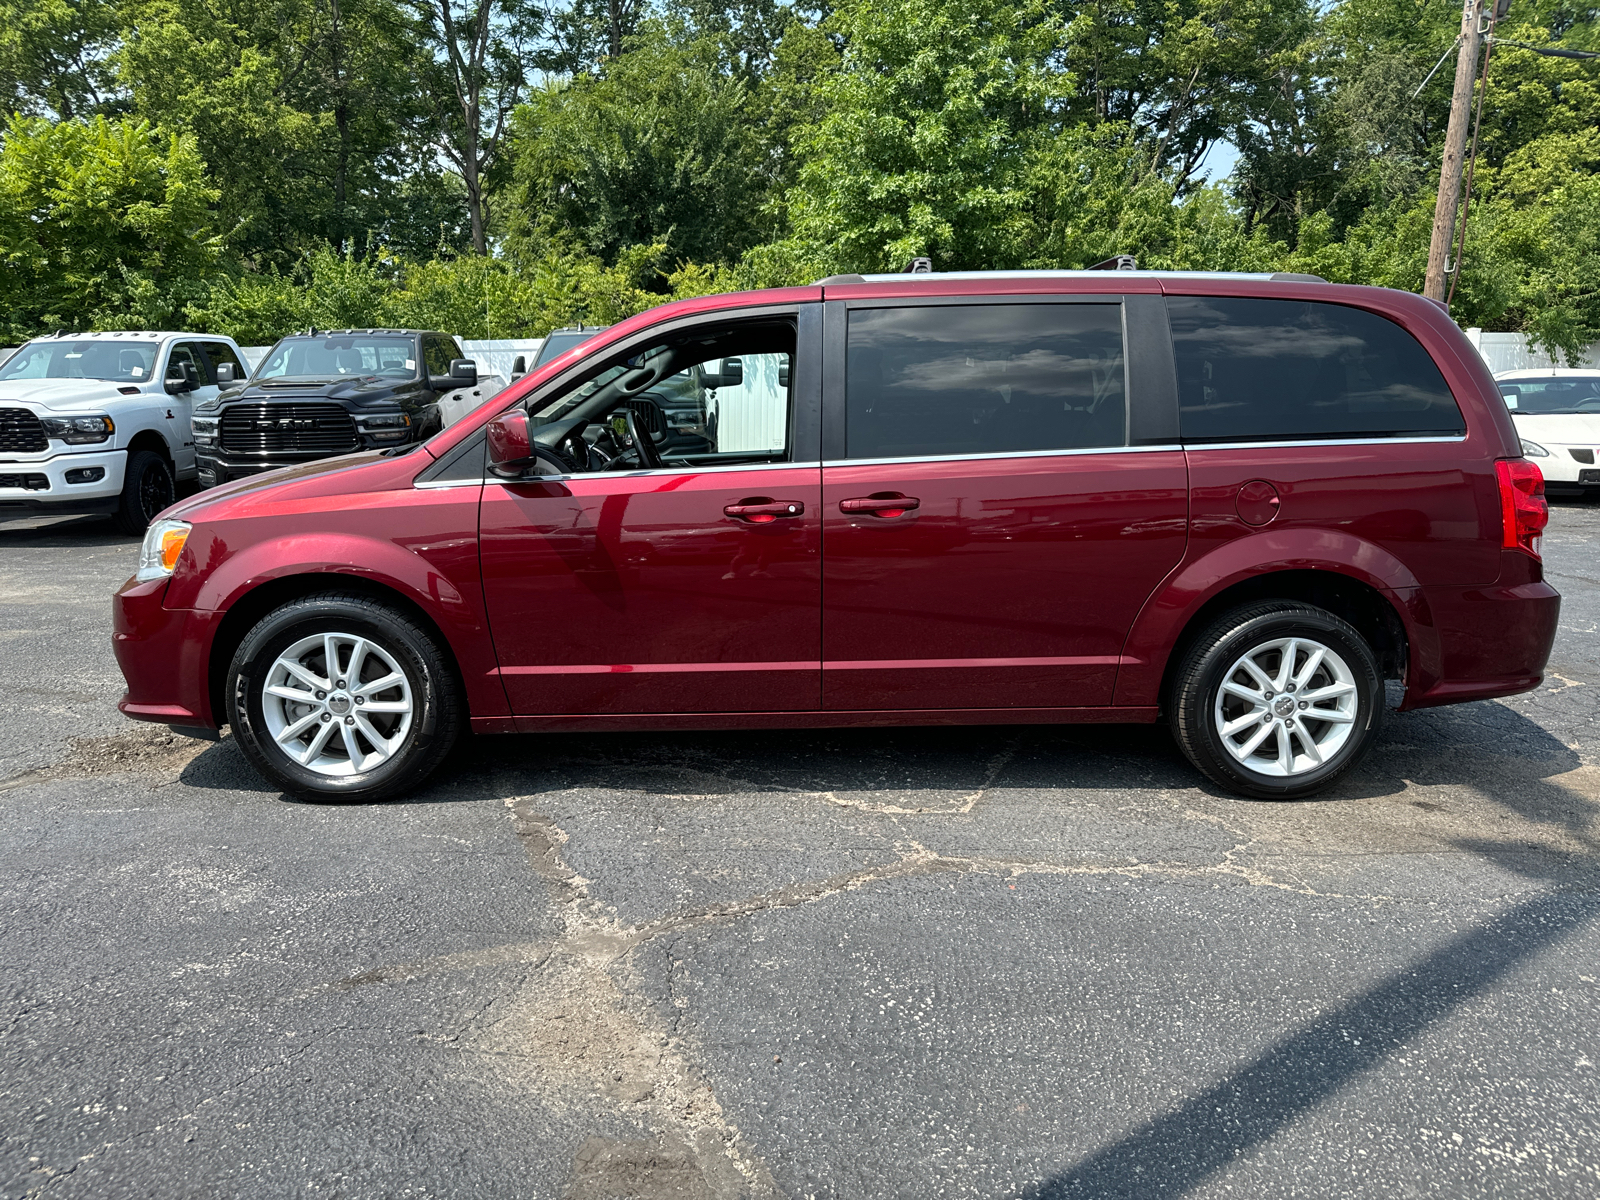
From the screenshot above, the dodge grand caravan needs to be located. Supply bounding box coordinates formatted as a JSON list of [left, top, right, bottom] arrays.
[[112, 272, 1559, 802]]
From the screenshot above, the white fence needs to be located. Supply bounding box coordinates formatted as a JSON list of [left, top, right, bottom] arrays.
[[459, 339, 545, 380], [1464, 329, 1600, 374]]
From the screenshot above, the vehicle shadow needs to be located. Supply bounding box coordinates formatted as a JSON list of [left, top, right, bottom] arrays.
[[175, 693, 1589, 821], [0, 514, 133, 547], [1023, 885, 1597, 1200]]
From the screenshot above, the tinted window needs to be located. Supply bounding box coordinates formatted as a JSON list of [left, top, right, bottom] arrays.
[[845, 305, 1126, 460], [167, 343, 204, 384], [423, 336, 456, 377], [1170, 297, 1464, 442], [201, 341, 243, 382]]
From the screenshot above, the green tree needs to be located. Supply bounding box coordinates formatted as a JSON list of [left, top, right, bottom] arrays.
[[119, 0, 458, 266], [0, 0, 119, 119], [505, 23, 774, 269], [0, 115, 222, 339]]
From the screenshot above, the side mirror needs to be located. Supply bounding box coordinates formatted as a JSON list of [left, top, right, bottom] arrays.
[[512, 355, 527, 377], [215, 362, 236, 385], [165, 360, 198, 394], [702, 357, 743, 389], [487, 411, 532, 477], [431, 358, 478, 392]]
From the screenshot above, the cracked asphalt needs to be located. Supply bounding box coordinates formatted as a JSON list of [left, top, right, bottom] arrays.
[[2, 499, 1598, 1199]]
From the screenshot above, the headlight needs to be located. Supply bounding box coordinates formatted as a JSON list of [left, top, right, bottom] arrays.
[[136, 519, 191, 582], [41, 415, 115, 444], [192, 417, 218, 447], [1521, 439, 1550, 458], [358, 413, 410, 440]]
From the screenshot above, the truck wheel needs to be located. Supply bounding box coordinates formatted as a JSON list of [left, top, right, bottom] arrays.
[[1169, 602, 1383, 800], [113, 450, 175, 536], [226, 592, 463, 802]]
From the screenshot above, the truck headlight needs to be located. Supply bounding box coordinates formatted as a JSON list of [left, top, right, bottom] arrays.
[[192, 417, 218, 447], [137, 519, 191, 582], [358, 413, 410, 440], [1520, 439, 1550, 458], [41, 415, 115, 444]]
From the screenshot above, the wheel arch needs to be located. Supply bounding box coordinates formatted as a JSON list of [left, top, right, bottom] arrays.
[[127, 427, 173, 465], [1153, 570, 1409, 715], [1115, 527, 1425, 710], [207, 573, 465, 733]]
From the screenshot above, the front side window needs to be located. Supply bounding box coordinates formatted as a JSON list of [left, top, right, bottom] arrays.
[[423, 336, 457, 378], [844, 304, 1127, 460], [166, 343, 204, 385], [202, 342, 244, 381], [525, 320, 796, 470], [257, 335, 417, 380], [0, 339, 157, 383], [1170, 297, 1465, 443]]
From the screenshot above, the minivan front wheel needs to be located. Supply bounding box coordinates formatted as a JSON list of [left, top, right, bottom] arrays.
[[227, 592, 463, 801], [1171, 602, 1382, 799]]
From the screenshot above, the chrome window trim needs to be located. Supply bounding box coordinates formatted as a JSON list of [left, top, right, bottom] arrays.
[[823, 444, 1181, 469], [438, 459, 825, 488], [1182, 434, 1468, 452]]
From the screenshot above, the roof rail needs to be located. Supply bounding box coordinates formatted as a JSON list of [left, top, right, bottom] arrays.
[[1089, 255, 1138, 271], [1269, 272, 1326, 283]]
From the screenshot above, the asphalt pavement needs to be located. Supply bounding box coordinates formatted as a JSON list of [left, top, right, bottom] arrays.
[[2, 499, 1597, 1199]]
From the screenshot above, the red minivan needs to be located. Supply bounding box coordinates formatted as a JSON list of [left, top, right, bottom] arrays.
[[112, 271, 1559, 801]]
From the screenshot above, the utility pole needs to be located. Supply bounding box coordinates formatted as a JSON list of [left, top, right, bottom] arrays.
[[1424, 0, 1487, 302]]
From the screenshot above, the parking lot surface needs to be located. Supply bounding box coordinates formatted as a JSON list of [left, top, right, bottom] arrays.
[[2, 501, 1598, 1199]]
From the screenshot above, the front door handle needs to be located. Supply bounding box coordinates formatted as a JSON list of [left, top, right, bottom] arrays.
[[839, 493, 920, 518], [724, 497, 805, 523]]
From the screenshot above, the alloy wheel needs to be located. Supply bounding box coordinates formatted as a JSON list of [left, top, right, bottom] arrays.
[[260, 631, 414, 776], [1212, 636, 1359, 778]]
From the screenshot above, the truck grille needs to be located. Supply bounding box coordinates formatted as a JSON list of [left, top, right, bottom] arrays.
[[220, 404, 359, 456], [0, 408, 48, 453]]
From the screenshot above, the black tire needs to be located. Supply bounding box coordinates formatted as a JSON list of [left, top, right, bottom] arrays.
[[1170, 601, 1383, 800], [113, 449, 175, 536], [226, 592, 464, 802]]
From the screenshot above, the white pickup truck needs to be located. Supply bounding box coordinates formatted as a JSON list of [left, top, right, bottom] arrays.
[[0, 331, 247, 534]]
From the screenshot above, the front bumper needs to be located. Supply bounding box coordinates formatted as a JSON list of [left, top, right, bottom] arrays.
[[112, 575, 223, 727], [0, 448, 126, 513], [1528, 447, 1600, 489]]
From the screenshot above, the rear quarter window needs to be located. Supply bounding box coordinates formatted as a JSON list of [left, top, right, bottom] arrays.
[[1169, 296, 1465, 443]]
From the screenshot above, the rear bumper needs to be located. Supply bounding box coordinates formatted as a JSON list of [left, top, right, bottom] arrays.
[[112, 576, 223, 727], [1399, 553, 1560, 710]]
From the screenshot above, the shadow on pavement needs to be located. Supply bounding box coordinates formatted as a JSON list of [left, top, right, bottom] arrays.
[[175, 692, 1590, 815], [1025, 888, 1597, 1200]]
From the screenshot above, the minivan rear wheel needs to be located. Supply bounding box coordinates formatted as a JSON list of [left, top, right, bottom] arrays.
[[226, 592, 463, 802], [1170, 602, 1382, 800]]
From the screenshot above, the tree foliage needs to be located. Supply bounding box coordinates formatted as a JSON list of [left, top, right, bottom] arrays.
[[0, 115, 220, 339], [2, 0, 1599, 357]]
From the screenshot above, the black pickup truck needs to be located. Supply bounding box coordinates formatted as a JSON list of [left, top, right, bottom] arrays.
[[190, 328, 477, 486]]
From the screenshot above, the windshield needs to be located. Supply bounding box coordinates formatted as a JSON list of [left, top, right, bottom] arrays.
[[0, 339, 158, 383], [256, 336, 416, 381], [1500, 376, 1600, 416], [533, 329, 603, 369]]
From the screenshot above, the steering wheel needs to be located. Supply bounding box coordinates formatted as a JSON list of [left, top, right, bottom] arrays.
[[621, 406, 662, 469]]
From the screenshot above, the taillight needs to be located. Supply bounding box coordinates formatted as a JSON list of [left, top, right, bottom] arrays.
[[1495, 458, 1548, 558]]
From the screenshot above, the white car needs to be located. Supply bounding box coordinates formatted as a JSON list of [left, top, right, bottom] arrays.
[[0, 331, 247, 533], [1495, 368, 1600, 494]]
